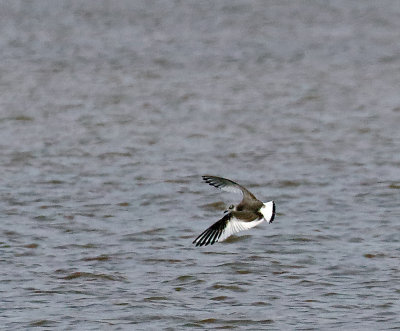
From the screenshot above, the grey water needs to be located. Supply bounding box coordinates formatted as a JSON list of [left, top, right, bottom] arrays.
[[1, 1, 399, 329]]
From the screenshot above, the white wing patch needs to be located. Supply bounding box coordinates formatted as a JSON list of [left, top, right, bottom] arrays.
[[193, 214, 267, 247], [218, 216, 266, 242]]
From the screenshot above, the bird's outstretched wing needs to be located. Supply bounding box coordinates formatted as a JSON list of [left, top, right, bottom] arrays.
[[193, 211, 264, 247], [202, 175, 259, 204]]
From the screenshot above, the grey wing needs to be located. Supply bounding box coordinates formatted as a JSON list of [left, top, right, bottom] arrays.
[[202, 175, 259, 203]]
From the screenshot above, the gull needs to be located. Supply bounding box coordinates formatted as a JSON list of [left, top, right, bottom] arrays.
[[193, 175, 276, 247]]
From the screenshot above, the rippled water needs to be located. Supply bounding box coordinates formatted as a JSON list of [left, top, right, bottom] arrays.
[[1, 1, 400, 329]]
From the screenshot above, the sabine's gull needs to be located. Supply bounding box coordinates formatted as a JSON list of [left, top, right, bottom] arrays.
[[193, 175, 275, 247]]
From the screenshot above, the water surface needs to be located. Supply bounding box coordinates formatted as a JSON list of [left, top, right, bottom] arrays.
[[0, 1, 399, 329]]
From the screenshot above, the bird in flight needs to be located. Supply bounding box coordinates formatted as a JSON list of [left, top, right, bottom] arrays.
[[193, 175, 275, 247]]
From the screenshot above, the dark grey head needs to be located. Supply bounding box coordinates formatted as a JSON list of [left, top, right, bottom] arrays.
[[224, 204, 235, 214]]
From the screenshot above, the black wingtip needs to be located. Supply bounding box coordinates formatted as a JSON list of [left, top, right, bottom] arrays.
[[193, 239, 216, 247], [202, 175, 220, 188], [193, 229, 220, 247], [193, 200, 230, 247]]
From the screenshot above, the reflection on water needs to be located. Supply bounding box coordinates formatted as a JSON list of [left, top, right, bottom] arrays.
[[1, 0, 400, 329]]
